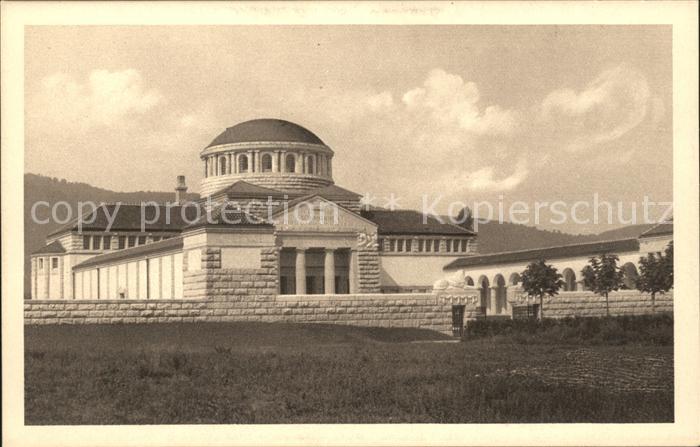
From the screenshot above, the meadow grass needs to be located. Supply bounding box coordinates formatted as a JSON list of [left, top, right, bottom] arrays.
[[25, 322, 673, 424]]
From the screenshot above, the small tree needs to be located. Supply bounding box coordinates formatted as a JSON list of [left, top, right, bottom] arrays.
[[520, 259, 564, 320], [636, 241, 674, 312], [581, 253, 624, 317]]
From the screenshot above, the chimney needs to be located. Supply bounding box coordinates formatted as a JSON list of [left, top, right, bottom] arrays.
[[175, 175, 188, 204]]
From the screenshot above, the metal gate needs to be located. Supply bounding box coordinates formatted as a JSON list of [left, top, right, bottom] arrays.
[[451, 305, 466, 337]]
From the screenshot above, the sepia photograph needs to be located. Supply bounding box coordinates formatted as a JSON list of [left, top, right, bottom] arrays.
[[2, 2, 699, 446]]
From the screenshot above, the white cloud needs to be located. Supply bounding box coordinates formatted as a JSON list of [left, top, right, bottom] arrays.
[[460, 159, 529, 192], [38, 69, 162, 129], [402, 68, 518, 135], [539, 65, 650, 151]]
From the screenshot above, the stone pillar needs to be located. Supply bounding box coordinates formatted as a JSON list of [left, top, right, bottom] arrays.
[[328, 156, 333, 178], [272, 150, 280, 172], [490, 286, 499, 315], [577, 280, 586, 291], [295, 248, 306, 295], [324, 248, 335, 294], [58, 256, 64, 299], [255, 150, 261, 173], [227, 153, 233, 175], [348, 249, 357, 294], [280, 150, 287, 172], [296, 153, 303, 173], [247, 150, 253, 172], [44, 257, 50, 299]]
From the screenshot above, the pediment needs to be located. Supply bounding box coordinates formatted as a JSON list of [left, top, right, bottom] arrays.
[[272, 196, 377, 234]]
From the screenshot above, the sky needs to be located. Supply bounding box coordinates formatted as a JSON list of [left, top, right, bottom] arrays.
[[24, 26, 672, 234]]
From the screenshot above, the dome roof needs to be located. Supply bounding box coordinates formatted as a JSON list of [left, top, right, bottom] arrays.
[[206, 119, 325, 148]]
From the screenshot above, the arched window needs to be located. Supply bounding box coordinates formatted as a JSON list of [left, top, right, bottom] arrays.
[[261, 154, 272, 172], [621, 262, 639, 289], [238, 154, 249, 173], [563, 268, 577, 291], [306, 155, 315, 174], [509, 273, 521, 286], [219, 157, 228, 175], [285, 154, 296, 173], [465, 276, 475, 286]]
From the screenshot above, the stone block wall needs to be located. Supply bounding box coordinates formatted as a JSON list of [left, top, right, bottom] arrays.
[[357, 246, 381, 293], [509, 289, 674, 318], [183, 247, 278, 300], [24, 292, 458, 334]]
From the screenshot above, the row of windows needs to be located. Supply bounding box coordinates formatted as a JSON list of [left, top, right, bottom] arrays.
[[379, 238, 472, 253], [82, 234, 172, 251], [37, 257, 58, 271], [205, 152, 329, 177]]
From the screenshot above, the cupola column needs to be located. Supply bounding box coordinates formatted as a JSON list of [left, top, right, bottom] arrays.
[[272, 150, 280, 172], [295, 153, 303, 173]]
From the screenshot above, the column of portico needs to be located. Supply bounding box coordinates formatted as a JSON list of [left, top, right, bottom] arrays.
[[247, 150, 253, 172], [348, 249, 357, 294], [44, 257, 50, 299], [227, 153, 233, 175], [295, 248, 307, 295], [324, 249, 335, 294]]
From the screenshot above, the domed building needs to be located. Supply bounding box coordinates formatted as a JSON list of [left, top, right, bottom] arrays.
[[28, 118, 478, 331], [199, 119, 335, 196]]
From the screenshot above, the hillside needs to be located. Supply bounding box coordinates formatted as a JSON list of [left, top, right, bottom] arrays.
[[22, 174, 655, 297]]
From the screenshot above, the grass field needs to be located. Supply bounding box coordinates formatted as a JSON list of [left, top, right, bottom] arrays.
[[25, 322, 673, 424]]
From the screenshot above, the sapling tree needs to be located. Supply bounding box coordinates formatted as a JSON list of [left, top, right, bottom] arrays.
[[636, 241, 674, 312], [520, 259, 564, 320], [581, 253, 624, 317]]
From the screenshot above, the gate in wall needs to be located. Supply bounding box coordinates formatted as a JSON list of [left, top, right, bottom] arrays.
[[451, 305, 466, 337]]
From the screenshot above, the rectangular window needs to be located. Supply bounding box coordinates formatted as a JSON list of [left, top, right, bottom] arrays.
[[417, 239, 424, 252], [103, 236, 111, 250], [397, 239, 404, 252], [425, 240, 431, 252], [434, 240, 440, 252], [128, 236, 136, 248], [453, 240, 460, 252], [93, 235, 101, 250], [405, 239, 412, 252], [51, 258, 58, 269], [377, 238, 383, 252], [446, 240, 452, 252], [138, 236, 147, 246], [38, 258, 44, 270], [152, 236, 161, 242], [461, 240, 468, 252], [83, 235, 90, 249], [118, 236, 126, 249], [389, 239, 396, 252]]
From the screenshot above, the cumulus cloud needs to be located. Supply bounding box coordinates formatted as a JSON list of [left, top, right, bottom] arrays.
[[538, 64, 650, 151], [38, 69, 162, 129], [402, 68, 518, 135], [461, 159, 529, 192]]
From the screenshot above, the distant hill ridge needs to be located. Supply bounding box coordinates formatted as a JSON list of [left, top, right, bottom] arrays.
[[22, 173, 656, 297]]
